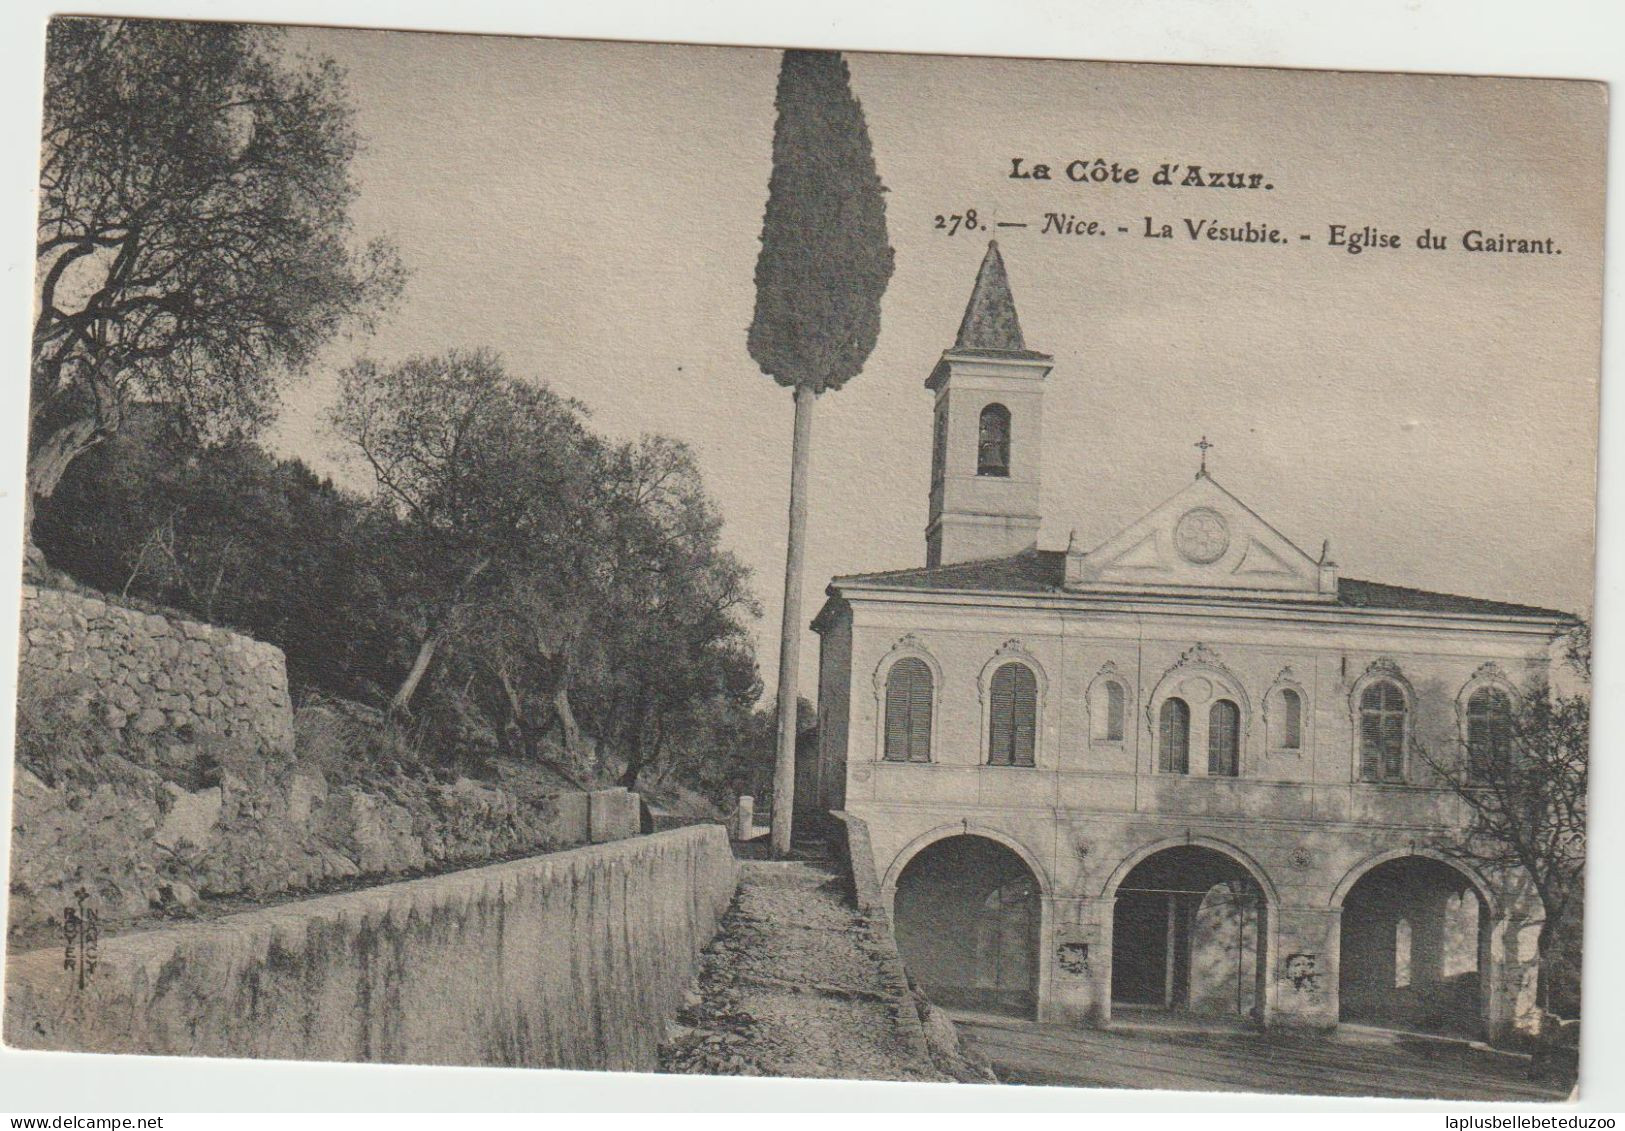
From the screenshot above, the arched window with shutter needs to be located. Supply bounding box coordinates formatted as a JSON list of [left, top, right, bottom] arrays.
[[1359, 680, 1408, 783], [1159, 697, 1190, 774], [1208, 699, 1241, 776], [1088, 667, 1130, 744], [987, 662, 1037, 767], [1466, 686, 1513, 783], [1278, 687, 1303, 750], [977, 403, 1011, 477], [883, 657, 933, 763]]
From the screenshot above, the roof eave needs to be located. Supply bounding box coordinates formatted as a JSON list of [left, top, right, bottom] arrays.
[[826, 578, 1573, 628]]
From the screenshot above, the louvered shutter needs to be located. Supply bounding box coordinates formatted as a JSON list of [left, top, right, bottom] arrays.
[[884, 660, 917, 762], [1489, 694, 1512, 779], [1466, 711, 1487, 780], [907, 664, 932, 762], [1468, 688, 1512, 782], [978, 404, 1011, 477], [1359, 706, 1382, 781], [1208, 699, 1239, 776], [1159, 698, 1189, 774], [988, 664, 1017, 765], [1382, 712, 1405, 781], [1359, 681, 1407, 782], [1158, 700, 1173, 772], [1011, 665, 1037, 767]]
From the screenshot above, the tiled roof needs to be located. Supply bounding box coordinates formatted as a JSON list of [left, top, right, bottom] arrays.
[[830, 548, 1574, 621], [835, 549, 1067, 594], [1334, 578, 1573, 620], [955, 241, 1028, 352]]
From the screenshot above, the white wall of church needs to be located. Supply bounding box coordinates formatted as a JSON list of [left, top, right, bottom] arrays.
[[816, 594, 1554, 1035], [840, 598, 1548, 799]]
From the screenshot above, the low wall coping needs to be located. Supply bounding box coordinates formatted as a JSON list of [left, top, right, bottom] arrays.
[[6, 824, 731, 984]]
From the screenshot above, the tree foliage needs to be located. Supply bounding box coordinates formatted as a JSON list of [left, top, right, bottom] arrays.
[[35, 410, 400, 700], [40, 375, 769, 804], [329, 349, 598, 716], [330, 351, 762, 794], [1421, 623, 1590, 1021], [747, 50, 894, 393], [28, 19, 768, 809], [30, 18, 403, 544]]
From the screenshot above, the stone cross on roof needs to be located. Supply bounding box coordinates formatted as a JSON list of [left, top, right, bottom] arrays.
[[1195, 435, 1214, 478], [954, 240, 1027, 352]]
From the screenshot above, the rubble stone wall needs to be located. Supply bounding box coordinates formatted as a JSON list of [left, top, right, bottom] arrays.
[[9, 584, 641, 942], [18, 583, 294, 756]]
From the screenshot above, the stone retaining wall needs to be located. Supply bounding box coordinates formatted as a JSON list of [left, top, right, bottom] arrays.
[[4, 825, 738, 1072], [10, 581, 642, 943], [18, 584, 294, 756]]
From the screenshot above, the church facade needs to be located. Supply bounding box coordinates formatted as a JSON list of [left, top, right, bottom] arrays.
[[805, 243, 1570, 1037]]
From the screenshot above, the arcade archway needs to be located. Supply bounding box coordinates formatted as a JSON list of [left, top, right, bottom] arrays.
[[892, 835, 1041, 1018], [1338, 855, 1489, 1037], [1110, 845, 1269, 1020]]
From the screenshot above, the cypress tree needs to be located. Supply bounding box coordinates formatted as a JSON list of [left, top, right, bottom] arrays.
[[749, 50, 893, 856]]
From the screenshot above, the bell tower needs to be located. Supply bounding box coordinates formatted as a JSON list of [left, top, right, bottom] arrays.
[[924, 241, 1052, 568]]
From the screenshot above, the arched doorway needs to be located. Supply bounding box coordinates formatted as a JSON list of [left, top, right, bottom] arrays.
[[1338, 856, 1488, 1037], [893, 835, 1041, 1018], [1110, 845, 1269, 1020]]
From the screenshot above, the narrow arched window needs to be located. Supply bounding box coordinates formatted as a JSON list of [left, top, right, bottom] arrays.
[[988, 662, 1036, 767], [1208, 699, 1240, 776], [1466, 686, 1513, 783], [1158, 697, 1190, 774], [977, 403, 1011, 477], [1278, 687, 1302, 750], [1359, 680, 1407, 783], [1104, 680, 1125, 741], [883, 658, 933, 763], [930, 410, 948, 486]]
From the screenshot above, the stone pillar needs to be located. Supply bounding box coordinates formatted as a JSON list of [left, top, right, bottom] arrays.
[[1043, 896, 1110, 1026], [589, 788, 639, 843], [1271, 907, 1341, 1029], [1483, 909, 1534, 1043], [1409, 892, 1447, 986], [732, 796, 755, 842]]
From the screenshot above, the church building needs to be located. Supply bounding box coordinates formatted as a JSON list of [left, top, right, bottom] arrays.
[[805, 242, 1570, 1037]]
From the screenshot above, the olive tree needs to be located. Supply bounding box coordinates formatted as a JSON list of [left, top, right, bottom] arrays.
[[30, 18, 402, 559]]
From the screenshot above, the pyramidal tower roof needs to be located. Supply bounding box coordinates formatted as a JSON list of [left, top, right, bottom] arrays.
[[927, 241, 1051, 389], [954, 241, 1031, 353]]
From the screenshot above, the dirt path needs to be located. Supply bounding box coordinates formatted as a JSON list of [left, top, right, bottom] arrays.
[[956, 1013, 1570, 1101], [658, 853, 948, 1082]]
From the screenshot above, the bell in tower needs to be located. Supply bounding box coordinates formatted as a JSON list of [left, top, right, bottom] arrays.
[[924, 241, 1053, 568]]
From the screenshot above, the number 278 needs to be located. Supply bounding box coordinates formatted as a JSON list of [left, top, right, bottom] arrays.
[[934, 210, 980, 235]]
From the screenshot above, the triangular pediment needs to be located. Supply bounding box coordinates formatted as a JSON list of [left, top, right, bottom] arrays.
[[1066, 474, 1333, 599]]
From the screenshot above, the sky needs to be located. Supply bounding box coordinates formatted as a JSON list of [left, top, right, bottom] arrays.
[[268, 28, 1606, 695]]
